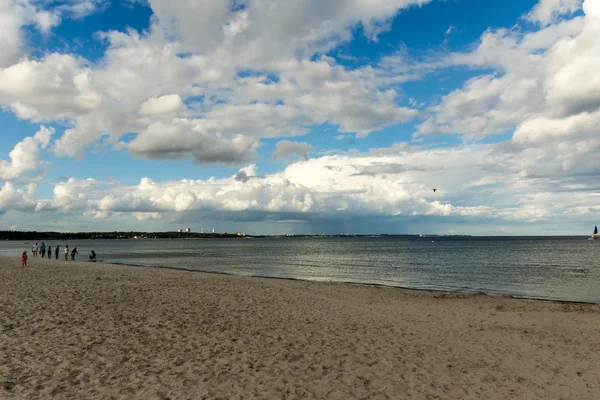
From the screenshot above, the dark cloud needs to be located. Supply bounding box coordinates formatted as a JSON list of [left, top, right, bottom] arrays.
[[127, 120, 261, 166], [353, 163, 438, 176], [270, 141, 312, 163]]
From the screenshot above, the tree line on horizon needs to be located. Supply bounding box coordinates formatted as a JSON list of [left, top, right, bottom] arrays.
[[0, 231, 245, 240]]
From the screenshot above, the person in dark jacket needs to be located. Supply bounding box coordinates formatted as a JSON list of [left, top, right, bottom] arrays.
[[55, 245, 59, 260]]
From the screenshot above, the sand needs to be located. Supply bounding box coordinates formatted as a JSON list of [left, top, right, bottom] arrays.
[[1, 255, 600, 399]]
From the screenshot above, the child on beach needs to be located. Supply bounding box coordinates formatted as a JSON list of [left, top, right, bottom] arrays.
[[71, 248, 78, 261], [22, 251, 28, 267]]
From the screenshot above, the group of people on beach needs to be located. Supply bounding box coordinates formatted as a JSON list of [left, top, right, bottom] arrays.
[[21, 243, 84, 267]]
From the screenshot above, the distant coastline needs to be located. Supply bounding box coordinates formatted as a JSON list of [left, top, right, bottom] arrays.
[[0, 231, 245, 241], [0, 231, 472, 241], [2, 230, 590, 241]]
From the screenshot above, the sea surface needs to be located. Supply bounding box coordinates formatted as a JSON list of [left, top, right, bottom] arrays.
[[1, 236, 598, 303]]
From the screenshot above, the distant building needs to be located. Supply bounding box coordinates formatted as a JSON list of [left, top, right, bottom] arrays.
[[242, 232, 246, 237], [212, 228, 215, 234], [186, 227, 191, 233], [178, 229, 182, 233], [236, 232, 241, 236]]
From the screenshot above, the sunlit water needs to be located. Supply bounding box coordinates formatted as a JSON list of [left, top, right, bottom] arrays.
[[2, 237, 598, 303]]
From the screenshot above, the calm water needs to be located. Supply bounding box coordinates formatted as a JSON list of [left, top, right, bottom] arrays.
[[2, 237, 599, 303]]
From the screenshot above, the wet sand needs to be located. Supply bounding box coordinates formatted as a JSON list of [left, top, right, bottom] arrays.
[[1, 255, 600, 399]]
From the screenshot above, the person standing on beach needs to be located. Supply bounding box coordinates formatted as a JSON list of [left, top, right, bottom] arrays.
[[47, 245, 52, 259], [71, 247, 78, 261], [32, 243, 37, 257], [40, 242, 46, 258], [64, 245, 69, 261], [22, 251, 28, 267], [55, 245, 59, 259]]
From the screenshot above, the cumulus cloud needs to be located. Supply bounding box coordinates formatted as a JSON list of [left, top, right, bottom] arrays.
[[1, 0, 599, 234], [270, 141, 313, 163], [233, 164, 258, 182], [0, 181, 37, 213], [354, 163, 435, 176], [21, 141, 589, 222], [0, 130, 596, 233], [544, 0, 600, 115], [0, 54, 101, 120], [127, 118, 261, 165], [147, 0, 434, 64], [0, 0, 108, 68], [416, 15, 586, 139], [0, 0, 59, 67], [0, 126, 55, 180], [55, 0, 108, 19], [139, 94, 185, 115], [527, 0, 582, 26], [0, 5, 421, 163]]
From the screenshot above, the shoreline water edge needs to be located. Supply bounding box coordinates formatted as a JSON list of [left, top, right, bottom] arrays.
[[3, 236, 598, 304], [107, 260, 600, 306]]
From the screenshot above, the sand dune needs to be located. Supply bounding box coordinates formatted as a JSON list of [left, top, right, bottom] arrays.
[[1, 255, 599, 399]]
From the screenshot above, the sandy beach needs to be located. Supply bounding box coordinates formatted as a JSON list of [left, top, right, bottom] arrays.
[[1, 256, 600, 399]]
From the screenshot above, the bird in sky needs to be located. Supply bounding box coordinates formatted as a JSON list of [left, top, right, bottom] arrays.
[[433, 188, 437, 192]]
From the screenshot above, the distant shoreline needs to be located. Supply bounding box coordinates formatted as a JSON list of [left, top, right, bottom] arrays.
[[0, 230, 591, 241]]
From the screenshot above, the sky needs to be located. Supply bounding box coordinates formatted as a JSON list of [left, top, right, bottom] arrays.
[[0, 0, 598, 235]]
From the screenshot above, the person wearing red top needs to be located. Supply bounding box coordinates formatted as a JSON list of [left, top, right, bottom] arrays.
[[22, 251, 28, 267]]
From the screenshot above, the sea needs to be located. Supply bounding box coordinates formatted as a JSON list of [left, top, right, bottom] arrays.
[[1, 236, 598, 304]]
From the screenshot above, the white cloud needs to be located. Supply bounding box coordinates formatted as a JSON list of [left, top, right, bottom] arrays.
[[527, 0, 582, 26], [1, 0, 599, 234], [544, 0, 600, 115], [233, 164, 258, 182], [0, 131, 596, 233], [0, 0, 429, 164], [414, 0, 599, 151], [0, 181, 37, 212], [0, 54, 101, 120], [0, 0, 60, 67], [37, 177, 101, 212], [0, 126, 54, 180], [23, 142, 588, 222], [139, 94, 185, 115], [56, 0, 107, 19], [0, 0, 106, 68], [146, 0, 434, 64]]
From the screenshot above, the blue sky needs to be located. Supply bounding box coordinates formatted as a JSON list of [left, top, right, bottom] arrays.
[[0, 0, 598, 234]]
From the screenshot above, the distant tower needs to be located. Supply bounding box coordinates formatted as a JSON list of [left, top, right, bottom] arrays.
[[201, 227, 204, 234], [186, 227, 191, 233], [212, 228, 215, 234]]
